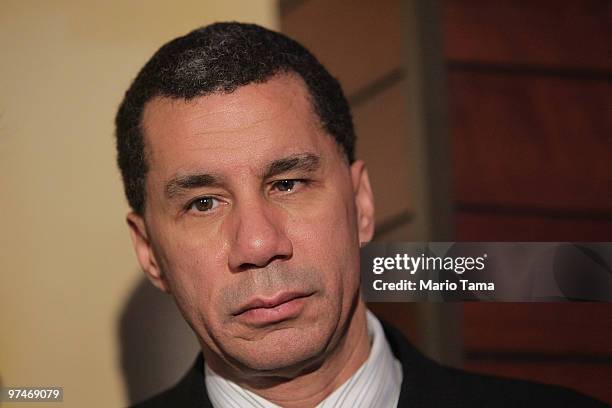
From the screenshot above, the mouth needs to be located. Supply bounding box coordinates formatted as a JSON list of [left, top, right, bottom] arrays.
[[233, 291, 314, 326]]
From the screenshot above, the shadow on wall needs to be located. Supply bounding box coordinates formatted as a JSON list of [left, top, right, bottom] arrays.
[[118, 276, 199, 405]]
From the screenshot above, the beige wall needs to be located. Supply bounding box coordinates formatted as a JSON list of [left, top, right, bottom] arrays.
[[0, 2, 278, 406]]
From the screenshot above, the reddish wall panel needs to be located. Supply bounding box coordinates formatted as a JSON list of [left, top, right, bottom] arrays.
[[455, 212, 612, 241], [449, 71, 612, 211], [443, 0, 612, 69], [463, 303, 612, 355], [445, 1, 612, 403], [464, 360, 612, 404]]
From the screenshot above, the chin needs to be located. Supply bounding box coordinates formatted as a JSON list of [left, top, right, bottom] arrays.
[[230, 325, 333, 375]]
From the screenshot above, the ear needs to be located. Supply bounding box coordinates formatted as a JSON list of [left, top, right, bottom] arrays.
[[126, 212, 170, 293], [349, 160, 375, 245]]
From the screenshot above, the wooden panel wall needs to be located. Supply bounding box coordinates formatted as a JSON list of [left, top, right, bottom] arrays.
[[283, 0, 612, 403], [442, 0, 612, 403]]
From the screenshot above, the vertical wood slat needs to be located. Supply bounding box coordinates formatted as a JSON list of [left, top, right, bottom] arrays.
[[401, 0, 460, 366]]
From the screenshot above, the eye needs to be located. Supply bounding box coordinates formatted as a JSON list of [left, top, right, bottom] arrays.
[[187, 196, 220, 213], [272, 179, 302, 193]]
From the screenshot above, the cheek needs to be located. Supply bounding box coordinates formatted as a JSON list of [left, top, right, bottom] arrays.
[[291, 189, 360, 292], [153, 229, 228, 320]]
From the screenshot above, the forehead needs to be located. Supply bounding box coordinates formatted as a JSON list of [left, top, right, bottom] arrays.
[[141, 75, 337, 179]]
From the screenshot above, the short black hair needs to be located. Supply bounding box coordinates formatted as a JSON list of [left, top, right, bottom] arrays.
[[115, 22, 355, 215]]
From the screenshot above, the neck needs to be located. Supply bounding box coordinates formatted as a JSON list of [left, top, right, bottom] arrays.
[[212, 299, 371, 408]]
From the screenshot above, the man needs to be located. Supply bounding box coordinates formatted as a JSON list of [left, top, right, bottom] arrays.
[[115, 23, 606, 407]]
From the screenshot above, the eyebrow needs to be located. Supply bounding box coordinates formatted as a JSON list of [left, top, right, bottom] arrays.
[[164, 153, 321, 200], [263, 153, 321, 179], [165, 173, 222, 199]]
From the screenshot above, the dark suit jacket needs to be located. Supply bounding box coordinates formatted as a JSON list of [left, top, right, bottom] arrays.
[[133, 322, 608, 407]]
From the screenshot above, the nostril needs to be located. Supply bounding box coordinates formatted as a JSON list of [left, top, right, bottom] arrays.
[[268, 254, 291, 264], [236, 254, 292, 273], [236, 263, 258, 273]]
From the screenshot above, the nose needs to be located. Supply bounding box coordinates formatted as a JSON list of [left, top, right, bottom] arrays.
[[227, 198, 293, 271]]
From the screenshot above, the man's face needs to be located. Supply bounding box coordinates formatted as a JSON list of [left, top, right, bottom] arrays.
[[128, 75, 374, 377]]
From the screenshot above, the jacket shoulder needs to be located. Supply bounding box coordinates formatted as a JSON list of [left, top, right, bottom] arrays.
[[131, 387, 181, 408]]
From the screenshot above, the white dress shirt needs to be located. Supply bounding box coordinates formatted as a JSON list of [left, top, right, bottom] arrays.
[[205, 309, 403, 407]]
